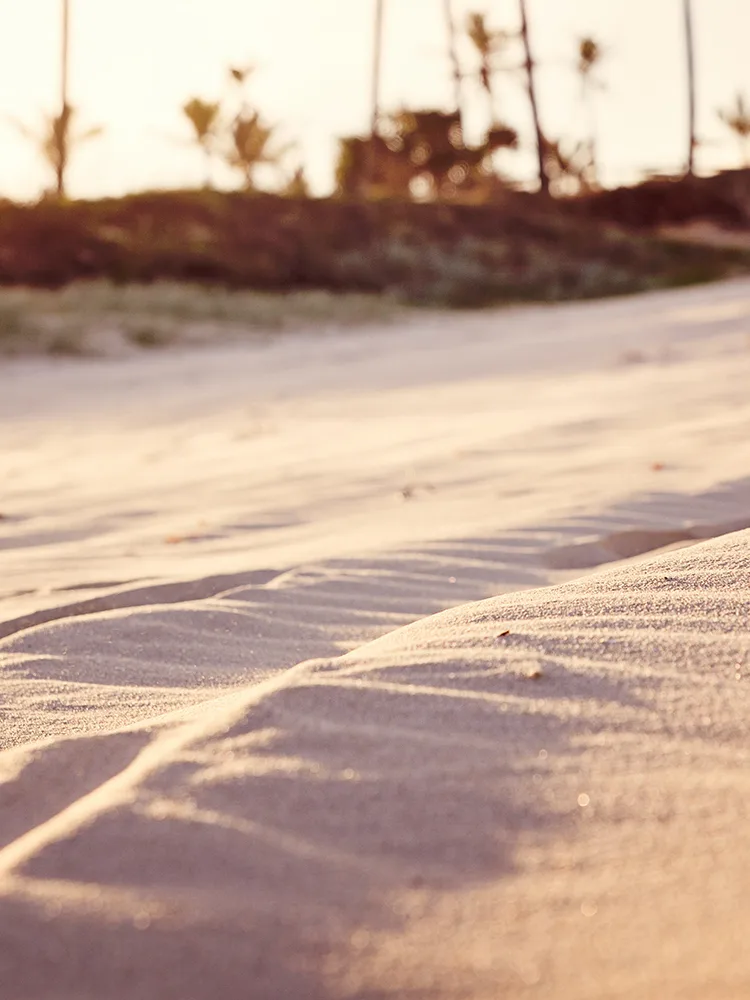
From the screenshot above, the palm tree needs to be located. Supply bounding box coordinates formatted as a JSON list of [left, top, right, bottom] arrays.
[[59, 0, 70, 196], [367, 0, 386, 191], [518, 0, 549, 194], [12, 105, 102, 200], [718, 92, 750, 167], [443, 0, 463, 125], [182, 98, 221, 187], [281, 165, 311, 198], [371, 0, 386, 138], [226, 110, 292, 190], [466, 12, 514, 125], [225, 64, 257, 123], [222, 63, 292, 190], [229, 65, 254, 87], [577, 36, 605, 186], [683, 0, 697, 175], [18, 0, 101, 200]]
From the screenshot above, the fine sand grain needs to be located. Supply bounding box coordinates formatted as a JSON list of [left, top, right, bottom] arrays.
[[1, 277, 750, 997]]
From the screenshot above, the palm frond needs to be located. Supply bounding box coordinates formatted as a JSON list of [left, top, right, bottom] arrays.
[[182, 98, 221, 144], [718, 92, 750, 139]]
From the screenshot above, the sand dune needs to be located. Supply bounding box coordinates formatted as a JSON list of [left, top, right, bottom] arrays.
[[2, 278, 750, 997], [1, 530, 749, 999]]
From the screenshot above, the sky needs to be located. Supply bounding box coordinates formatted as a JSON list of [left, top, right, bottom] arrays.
[[0, 0, 749, 200]]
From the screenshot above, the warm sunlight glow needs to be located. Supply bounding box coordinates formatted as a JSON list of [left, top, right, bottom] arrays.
[[0, 0, 749, 199]]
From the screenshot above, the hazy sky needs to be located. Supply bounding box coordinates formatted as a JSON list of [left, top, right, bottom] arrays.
[[1, 0, 748, 200]]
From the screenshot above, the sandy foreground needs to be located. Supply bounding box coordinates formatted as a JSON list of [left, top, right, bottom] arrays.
[[1, 278, 750, 998]]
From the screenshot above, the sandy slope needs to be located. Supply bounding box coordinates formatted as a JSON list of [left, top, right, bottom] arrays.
[[1, 278, 750, 997]]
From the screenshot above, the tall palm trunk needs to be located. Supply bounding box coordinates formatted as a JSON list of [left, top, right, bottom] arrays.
[[580, 79, 596, 185], [58, 0, 70, 198], [370, 0, 385, 137], [443, 0, 463, 128], [367, 0, 385, 192], [518, 0, 549, 194], [683, 0, 697, 175]]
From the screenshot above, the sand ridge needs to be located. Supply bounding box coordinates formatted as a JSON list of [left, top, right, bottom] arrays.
[[1, 530, 749, 998]]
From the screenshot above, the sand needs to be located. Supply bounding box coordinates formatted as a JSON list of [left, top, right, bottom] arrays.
[[1, 277, 750, 997]]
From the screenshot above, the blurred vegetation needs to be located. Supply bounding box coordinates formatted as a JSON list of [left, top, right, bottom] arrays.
[[0, 188, 747, 319], [718, 93, 750, 168], [9, 104, 103, 200], [574, 36, 606, 190], [465, 11, 516, 129], [182, 98, 221, 187], [181, 65, 293, 191], [0, 279, 401, 356], [12, 0, 750, 207], [335, 110, 516, 201], [2, 0, 750, 350]]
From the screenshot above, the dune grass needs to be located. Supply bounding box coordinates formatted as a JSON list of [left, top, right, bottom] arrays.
[[2, 189, 750, 357], [0, 283, 402, 357]]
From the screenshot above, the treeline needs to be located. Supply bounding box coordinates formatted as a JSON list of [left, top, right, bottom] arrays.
[[1, 188, 748, 303], [10, 1, 750, 204]]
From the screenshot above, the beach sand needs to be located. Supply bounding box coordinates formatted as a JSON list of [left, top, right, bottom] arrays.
[[1, 277, 750, 997]]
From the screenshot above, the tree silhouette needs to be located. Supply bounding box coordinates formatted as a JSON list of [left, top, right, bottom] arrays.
[[683, 0, 697, 175], [181, 65, 291, 193], [229, 65, 254, 87], [182, 98, 221, 187], [11, 105, 102, 200], [336, 109, 516, 200], [518, 0, 549, 194], [281, 165, 312, 198], [541, 136, 595, 196], [226, 111, 292, 190], [576, 36, 605, 186], [465, 11, 515, 126], [718, 92, 750, 167], [443, 0, 463, 124], [59, 0, 70, 197], [368, 0, 386, 190], [336, 134, 411, 199]]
